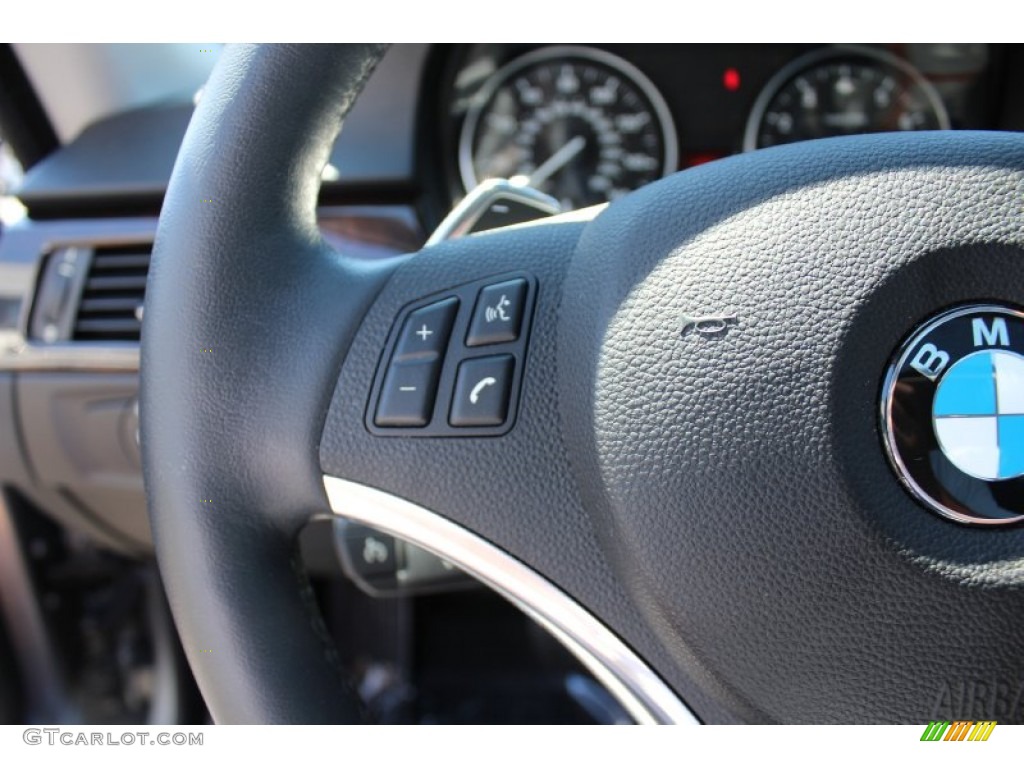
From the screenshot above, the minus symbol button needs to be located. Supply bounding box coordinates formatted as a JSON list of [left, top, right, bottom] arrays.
[[375, 362, 438, 428]]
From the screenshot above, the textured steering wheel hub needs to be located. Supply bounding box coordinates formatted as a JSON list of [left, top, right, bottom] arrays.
[[559, 133, 1024, 722]]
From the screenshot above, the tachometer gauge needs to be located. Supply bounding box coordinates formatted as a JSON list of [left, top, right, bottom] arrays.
[[459, 46, 678, 211], [744, 46, 950, 151]]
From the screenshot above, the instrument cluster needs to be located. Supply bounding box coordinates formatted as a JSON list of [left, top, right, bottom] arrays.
[[441, 44, 996, 212]]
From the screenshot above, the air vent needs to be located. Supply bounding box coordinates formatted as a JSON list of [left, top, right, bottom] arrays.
[[73, 244, 151, 342]]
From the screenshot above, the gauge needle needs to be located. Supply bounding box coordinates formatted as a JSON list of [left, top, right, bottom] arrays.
[[528, 135, 587, 187]]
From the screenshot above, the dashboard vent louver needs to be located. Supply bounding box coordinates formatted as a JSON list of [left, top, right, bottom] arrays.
[[72, 244, 151, 342]]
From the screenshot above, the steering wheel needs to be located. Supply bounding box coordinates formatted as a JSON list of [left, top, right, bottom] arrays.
[[141, 44, 1024, 724]]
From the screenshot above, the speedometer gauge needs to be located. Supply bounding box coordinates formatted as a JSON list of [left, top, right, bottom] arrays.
[[459, 46, 678, 211], [744, 46, 950, 151]]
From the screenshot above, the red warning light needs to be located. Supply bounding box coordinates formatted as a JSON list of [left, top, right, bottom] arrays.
[[723, 68, 741, 92]]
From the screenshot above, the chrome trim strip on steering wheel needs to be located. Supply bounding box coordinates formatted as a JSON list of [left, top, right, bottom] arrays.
[[323, 475, 699, 725]]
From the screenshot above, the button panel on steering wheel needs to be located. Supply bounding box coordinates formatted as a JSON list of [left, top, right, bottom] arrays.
[[367, 274, 536, 437]]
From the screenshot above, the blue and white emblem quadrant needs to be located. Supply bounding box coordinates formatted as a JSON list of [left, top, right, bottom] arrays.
[[933, 350, 1024, 481]]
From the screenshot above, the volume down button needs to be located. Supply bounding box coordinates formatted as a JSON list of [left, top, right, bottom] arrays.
[[374, 361, 442, 428]]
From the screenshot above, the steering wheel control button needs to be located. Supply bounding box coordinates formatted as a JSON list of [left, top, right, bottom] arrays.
[[333, 520, 475, 598], [368, 274, 534, 436], [393, 297, 458, 362], [450, 355, 514, 427], [881, 304, 1024, 525], [466, 279, 527, 347], [342, 525, 398, 580], [374, 362, 441, 428]]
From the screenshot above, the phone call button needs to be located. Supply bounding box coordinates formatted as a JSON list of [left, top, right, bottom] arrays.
[[449, 355, 515, 427]]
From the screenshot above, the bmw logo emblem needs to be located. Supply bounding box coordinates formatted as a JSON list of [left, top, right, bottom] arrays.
[[881, 304, 1024, 525]]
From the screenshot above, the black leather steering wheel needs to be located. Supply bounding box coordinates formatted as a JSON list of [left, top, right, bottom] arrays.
[[142, 44, 1024, 724]]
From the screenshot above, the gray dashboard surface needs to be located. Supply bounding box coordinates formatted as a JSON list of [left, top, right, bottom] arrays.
[[14, 44, 430, 211]]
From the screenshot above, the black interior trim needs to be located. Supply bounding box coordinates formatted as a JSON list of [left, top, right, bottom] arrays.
[[0, 45, 59, 170], [21, 181, 422, 221]]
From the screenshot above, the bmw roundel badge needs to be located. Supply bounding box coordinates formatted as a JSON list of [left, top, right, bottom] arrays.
[[881, 304, 1024, 525]]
